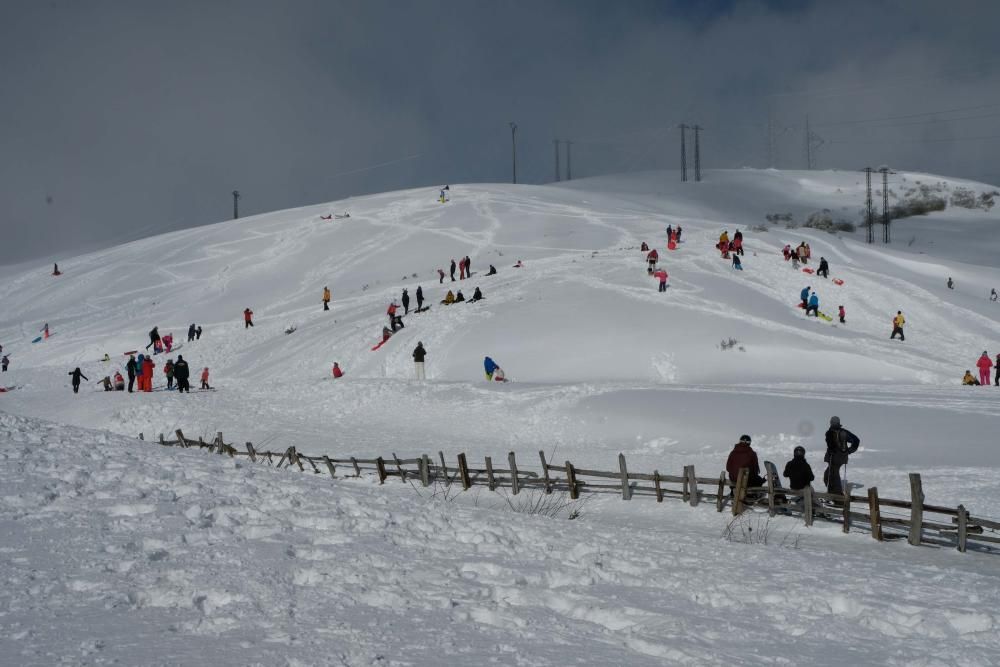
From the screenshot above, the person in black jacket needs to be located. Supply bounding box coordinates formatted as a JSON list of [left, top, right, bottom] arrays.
[[415, 285, 424, 311], [413, 341, 426, 380], [450, 259, 457, 282], [783, 446, 815, 491], [817, 257, 830, 279], [469, 287, 484, 302], [188, 323, 196, 342], [146, 326, 160, 350], [126, 355, 137, 392], [401, 288, 410, 314], [173, 355, 191, 393], [824, 416, 860, 495], [68, 367, 88, 393]]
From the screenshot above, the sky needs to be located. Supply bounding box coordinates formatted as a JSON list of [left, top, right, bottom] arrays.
[[2, 0, 1000, 263]]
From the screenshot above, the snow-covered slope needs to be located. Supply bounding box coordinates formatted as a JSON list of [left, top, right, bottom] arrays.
[[2, 169, 1000, 664]]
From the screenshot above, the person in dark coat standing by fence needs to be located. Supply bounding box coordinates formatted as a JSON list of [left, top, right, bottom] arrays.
[[783, 446, 815, 491], [824, 416, 860, 495], [413, 341, 426, 380], [173, 355, 191, 393], [726, 435, 764, 487], [68, 367, 88, 394]]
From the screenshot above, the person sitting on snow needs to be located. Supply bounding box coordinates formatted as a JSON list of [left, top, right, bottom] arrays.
[[487, 265, 497, 276], [991, 288, 998, 302], [331, 363, 343, 379], [469, 287, 484, 302], [454, 290, 465, 303], [100, 376, 113, 391], [441, 290, 455, 305], [484, 356, 500, 380], [513, 260, 523, 268], [114, 371, 125, 391], [962, 370, 979, 386], [732, 254, 743, 271]]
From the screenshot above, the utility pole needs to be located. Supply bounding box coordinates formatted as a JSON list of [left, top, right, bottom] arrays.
[[879, 166, 892, 243], [805, 115, 825, 170], [863, 167, 874, 244], [566, 140, 572, 181], [693, 125, 702, 182], [767, 106, 774, 168], [805, 115, 811, 170], [232, 190, 240, 220], [509, 122, 517, 184], [679, 124, 688, 182], [553, 139, 561, 182]]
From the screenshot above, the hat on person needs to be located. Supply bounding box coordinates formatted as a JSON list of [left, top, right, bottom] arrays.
[[793, 446, 806, 457], [739, 435, 752, 444], [830, 416, 841, 427]]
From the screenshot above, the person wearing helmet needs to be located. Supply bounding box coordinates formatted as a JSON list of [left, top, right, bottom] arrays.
[[725, 435, 764, 487], [782, 446, 815, 491], [824, 416, 860, 495]]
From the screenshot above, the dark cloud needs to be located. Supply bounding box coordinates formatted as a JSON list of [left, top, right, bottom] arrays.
[[2, 0, 999, 262]]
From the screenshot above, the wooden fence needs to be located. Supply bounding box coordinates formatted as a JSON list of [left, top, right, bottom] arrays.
[[140, 430, 1000, 555]]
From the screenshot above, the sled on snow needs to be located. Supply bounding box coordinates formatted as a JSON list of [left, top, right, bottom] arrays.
[[802, 267, 815, 274], [31, 333, 55, 343], [832, 278, 844, 286]]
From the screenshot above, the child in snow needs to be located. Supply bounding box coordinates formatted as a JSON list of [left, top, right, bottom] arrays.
[[976, 351, 993, 387], [323, 286, 331, 310], [514, 260, 523, 268], [487, 265, 497, 276], [732, 255, 743, 270], [1, 355, 8, 372], [654, 269, 668, 291], [244, 308, 254, 328], [782, 245, 791, 261], [800, 286, 811, 309], [163, 334, 173, 352], [963, 370, 979, 385], [68, 367, 88, 394], [817, 257, 829, 278], [438, 268, 445, 284], [890, 311, 905, 341], [114, 372, 125, 391], [331, 363, 343, 380], [196, 326, 202, 340], [647, 249, 658, 273], [201, 367, 211, 389], [101, 376, 113, 391], [454, 290, 465, 303], [484, 356, 499, 381], [947, 277, 954, 290], [164, 359, 175, 390], [641, 241, 649, 251], [469, 287, 484, 302], [441, 290, 455, 305], [992, 288, 998, 302], [782, 446, 814, 491], [838, 305, 846, 324]]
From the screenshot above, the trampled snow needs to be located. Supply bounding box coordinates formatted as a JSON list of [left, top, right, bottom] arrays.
[[1, 169, 999, 664]]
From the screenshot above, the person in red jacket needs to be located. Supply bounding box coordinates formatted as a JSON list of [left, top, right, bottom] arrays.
[[646, 248, 659, 273], [142, 357, 155, 392], [201, 367, 211, 389], [976, 351, 993, 387], [838, 305, 846, 324], [726, 435, 765, 487], [653, 269, 668, 292], [244, 308, 254, 328], [332, 362, 343, 379]]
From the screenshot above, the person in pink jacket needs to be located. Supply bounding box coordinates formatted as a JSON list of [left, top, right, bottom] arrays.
[[976, 351, 993, 387]]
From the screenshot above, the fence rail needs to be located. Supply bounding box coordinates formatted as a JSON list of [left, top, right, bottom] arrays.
[[140, 430, 1000, 555]]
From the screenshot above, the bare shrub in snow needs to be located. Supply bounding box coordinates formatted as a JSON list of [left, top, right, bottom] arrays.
[[723, 512, 801, 548], [950, 187, 977, 209], [803, 209, 834, 231], [979, 191, 998, 210], [765, 212, 793, 223], [719, 338, 745, 352], [833, 221, 856, 233], [502, 490, 587, 520], [748, 224, 768, 233]]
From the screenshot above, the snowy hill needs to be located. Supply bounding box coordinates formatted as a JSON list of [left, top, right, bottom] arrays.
[[2, 169, 1000, 664]]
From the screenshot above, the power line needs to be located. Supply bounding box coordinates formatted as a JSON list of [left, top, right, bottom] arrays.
[[812, 102, 1000, 128], [829, 133, 1000, 146]]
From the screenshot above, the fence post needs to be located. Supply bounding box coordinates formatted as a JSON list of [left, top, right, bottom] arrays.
[[716, 472, 726, 512], [245, 442, 257, 462], [653, 470, 663, 503], [733, 468, 749, 515], [682, 466, 690, 502], [420, 455, 430, 487], [618, 453, 631, 501], [293, 447, 304, 470], [908, 473, 924, 546], [217, 431, 224, 452], [803, 486, 814, 526], [485, 456, 496, 491], [175, 429, 188, 447], [375, 457, 387, 484], [957, 504, 968, 553], [687, 465, 699, 507], [392, 453, 406, 483], [539, 451, 552, 494], [508, 452, 520, 496], [276, 448, 290, 468], [438, 451, 451, 486], [139, 432, 144, 441], [322, 455, 336, 479], [159, 433, 165, 445], [351, 457, 360, 477], [766, 469, 776, 517], [566, 461, 578, 500], [868, 487, 882, 541], [457, 453, 471, 490], [842, 489, 852, 533]]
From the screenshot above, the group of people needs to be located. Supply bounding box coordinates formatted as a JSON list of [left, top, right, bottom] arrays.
[[963, 351, 1000, 386], [798, 286, 845, 322], [717, 229, 744, 259], [145, 327, 178, 354], [726, 415, 861, 498], [783, 242, 812, 265]]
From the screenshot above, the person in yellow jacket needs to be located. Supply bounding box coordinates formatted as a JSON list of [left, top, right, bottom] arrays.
[[719, 230, 729, 246], [962, 370, 979, 385], [890, 310, 905, 341], [440, 290, 455, 305], [322, 286, 331, 311]]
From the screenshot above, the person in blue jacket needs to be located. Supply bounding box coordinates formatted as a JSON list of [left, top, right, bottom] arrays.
[[800, 286, 811, 309], [806, 291, 820, 317], [484, 356, 500, 381], [732, 254, 743, 270]]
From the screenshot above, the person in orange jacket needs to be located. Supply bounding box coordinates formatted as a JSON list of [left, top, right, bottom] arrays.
[[142, 356, 155, 392], [244, 308, 254, 328], [332, 362, 344, 379], [201, 367, 211, 389], [976, 351, 993, 387]]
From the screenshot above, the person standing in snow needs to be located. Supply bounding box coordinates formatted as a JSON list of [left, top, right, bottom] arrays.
[[890, 311, 905, 341], [415, 285, 424, 311], [947, 277, 954, 290], [817, 257, 830, 279], [244, 308, 254, 328], [438, 268, 445, 284], [824, 416, 860, 495], [450, 259, 457, 282], [838, 305, 846, 324], [726, 435, 765, 488], [1, 355, 8, 372], [806, 291, 819, 317], [53, 263, 61, 275], [732, 254, 743, 271], [323, 286, 331, 311], [188, 323, 196, 342], [732, 235, 743, 257], [976, 351, 993, 387], [401, 289, 410, 314], [783, 446, 815, 491], [164, 359, 175, 390], [459, 258, 466, 280], [135, 353, 145, 390], [646, 248, 659, 273], [146, 326, 160, 350], [126, 355, 137, 392], [68, 367, 88, 394], [413, 341, 426, 380], [992, 288, 998, 302], [483, 356, 501, 380], [995, 353, 1000, 386], [201, 367, 211, 389], [387, 302, 399, 331], [465, 256, 472, 277], [800, 286, 811, 309], [142, 356, 155, 392], [173, 355, 190, 393], [653, 269, 668, 291], [782, 244, 792, 261], [196, 326, 202, 340]]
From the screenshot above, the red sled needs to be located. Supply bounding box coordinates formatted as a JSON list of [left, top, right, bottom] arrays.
[[667, 240, 677, 251], [832, 278, 844, 286], [802, 268, 815, 274], [123, 350, 138, 356], [371, 337, 391, 351], [320, 214, 332, 220]]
